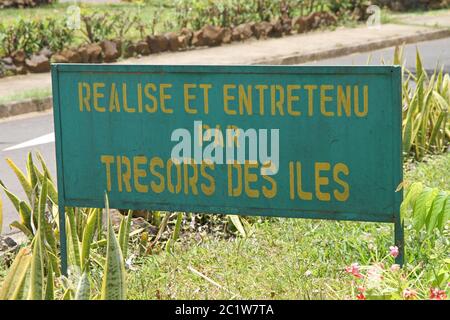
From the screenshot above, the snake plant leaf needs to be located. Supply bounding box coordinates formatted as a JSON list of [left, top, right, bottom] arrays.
[[32, 162, 58, 205], [75, 271, 91, 300], [67, 207, 81, 268], [28, 230, 45, 300], [118, 211, 132, 260], [27, 152, 38, 191], [229, 215, 247, 237], [172, 212, 183, 242], [0, 180, 21, 213], [36, 151, 54, 183], [19, 200, 33, 232], [101, 194, 126, 300], [44, 261, 54, 300], [9, 221, 33, 238], [6, 158, 33, 203], [81, 208, 99, 271], [0, 193, 2, 235], [0, 247, 32, 300]]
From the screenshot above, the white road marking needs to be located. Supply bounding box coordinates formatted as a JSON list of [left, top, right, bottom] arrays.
[[2, 132, 55, 151]]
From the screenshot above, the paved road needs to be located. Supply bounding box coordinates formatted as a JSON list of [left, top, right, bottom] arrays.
[[1, 37, 449, 233], [302, 37, 450, 74]]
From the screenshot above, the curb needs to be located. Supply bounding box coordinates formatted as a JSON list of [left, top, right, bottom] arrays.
[[253, 28, 450, 65], [0, 27, 449, 120], [0, 97, 52, 119]]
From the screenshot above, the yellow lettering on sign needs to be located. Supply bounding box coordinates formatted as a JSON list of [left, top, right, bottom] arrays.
[[201, 162, 215, 196], [271, 85, 285, 116], [223, 84, 237, 115], [304, 84, 317, 116], [320, 85, 334, 117], [78, 82, 91, 112], [333, 163, 350, 201], [100, 155, 114, 192], [354, 85, 369, 117], [93, 82, 106, 112], [184, 83, 197, 114], [160, 83, 173, 114], [337, 85, 351, 117], [144, 83, 158, 113], [133, 156, 148, 193], [287, 84, 301, 116], [238, 85, 253, 115], [200, 83, 212, 114], [109, 83, 120, 112], [315, 162, 330, 201], [149, 157, 165, 194]]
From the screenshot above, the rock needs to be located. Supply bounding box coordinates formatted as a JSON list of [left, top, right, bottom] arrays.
[[1, 57, 13, 65], [101, 40, 120, 62], [193, 25, 225, 47], [136, 40, 151, 56], [146, 35, 168, 53], [269, 20, 283, 38], [231, 22, 253, 41], [25, 54, 50, 73], [165, 32, 181, 52], [16, 65, 27, 75], [293, 15, 312, 33], [114, 39, 122, 56], [177, 34, 190, 50], [51, 54, 69, 63], [39, 47, 53, 58], [4, 237, 17, 247], [280, 16, 292, 35], [192, 30, 205, 47], [59, 49, 81, 63], [85, 43, 102, 63], [12, 50, 26, 66], [180, 27, 193, 46], [123, 42, 136, 58], [77, 46, 89, 63], [252, 21, 273, 39], [3, 63, 17, 75], [222, 27, 232, 44]]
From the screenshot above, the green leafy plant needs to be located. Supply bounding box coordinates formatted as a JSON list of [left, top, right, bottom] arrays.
[[401, 182, 449, 233], [399, 48, 450, 160], [80, 10, 141, 43], [0, 18, 74, 57], [0, 152, 130, 300]]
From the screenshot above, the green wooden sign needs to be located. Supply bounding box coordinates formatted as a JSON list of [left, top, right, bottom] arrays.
[[51, 64, 403, 272]]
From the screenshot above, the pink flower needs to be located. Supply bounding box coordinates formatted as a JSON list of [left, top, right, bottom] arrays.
[[430, 288, 447, 300], [403, 288, 417, 300], [367, 265, 383, 282], [356, 292, 366, 300], [389, 246, 399, 258], [390, 264, 401, 272], [345, 263, 363, 278]]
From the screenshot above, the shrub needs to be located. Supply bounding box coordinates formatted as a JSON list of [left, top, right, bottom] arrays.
[[0, 18, 74, 57]]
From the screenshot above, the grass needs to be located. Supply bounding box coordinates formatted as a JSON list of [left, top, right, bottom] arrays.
[[0, 88, 52, 104], [387, 8, 450, 27], [126, 153, 450, 299]]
